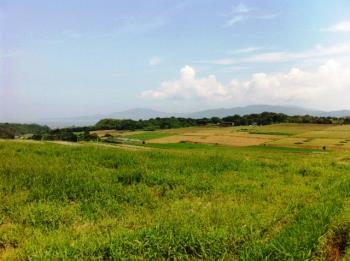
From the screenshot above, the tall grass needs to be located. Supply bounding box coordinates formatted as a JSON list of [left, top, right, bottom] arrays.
[[1, 140, 350, 259]]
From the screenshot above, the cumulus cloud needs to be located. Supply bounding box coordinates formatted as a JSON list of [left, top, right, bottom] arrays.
[[323, 21, 350, 32], [141, 61, 350, 110], [142, 65, 228, 100]]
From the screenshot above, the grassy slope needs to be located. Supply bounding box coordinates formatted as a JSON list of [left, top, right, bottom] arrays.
[[1, 140, 350, 259]]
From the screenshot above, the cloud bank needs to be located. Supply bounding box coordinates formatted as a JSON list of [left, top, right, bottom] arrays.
[[142, 61, 350, 110]]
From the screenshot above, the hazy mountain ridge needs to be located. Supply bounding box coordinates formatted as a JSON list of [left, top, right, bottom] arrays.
[[109, 108, 174, 119], [187, 105, 324, 118], [39, 105, 350, 127]]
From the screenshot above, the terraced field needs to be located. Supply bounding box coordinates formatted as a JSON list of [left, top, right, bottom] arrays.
[[268, 125, 350, 150], [114, 124, 350, 151]]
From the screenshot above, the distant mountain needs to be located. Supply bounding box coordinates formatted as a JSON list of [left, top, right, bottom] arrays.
[[40, 105, 350, 127], [40, 109, 178, 128], [318, 110, 350, 117], [187, 105, 324, 118], [109, 108, 175, 119], [39, 114, 104, 128]]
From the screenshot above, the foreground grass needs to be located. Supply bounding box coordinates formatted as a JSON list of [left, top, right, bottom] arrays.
[[1, 140, 350, 259]]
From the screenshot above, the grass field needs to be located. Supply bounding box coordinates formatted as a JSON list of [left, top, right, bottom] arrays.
[[2, 124, 350, 259], [124, 132, 174, 141], [0, 122, 350, 260]]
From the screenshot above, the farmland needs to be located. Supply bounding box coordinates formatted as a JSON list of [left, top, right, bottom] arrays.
[[1, 123, 350, 259], [114, 123, 350, 150]]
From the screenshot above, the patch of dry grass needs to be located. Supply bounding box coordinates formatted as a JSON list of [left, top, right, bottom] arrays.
[[149, 134, 274, 146]]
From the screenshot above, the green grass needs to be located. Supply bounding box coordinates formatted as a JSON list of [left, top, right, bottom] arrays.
[[143, 142, 322, 153], [124, 131, 174, 141], [142, 141, 222, 150], [252, 145, 323, 153], [1, 139, 350, 259]]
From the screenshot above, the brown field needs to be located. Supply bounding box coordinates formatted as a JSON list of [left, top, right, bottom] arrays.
[[266, 125, 350, 149], [268, 137, 350, 149], [252, 123, 332, 134], [92, 124, 350, 150], [149, 134, 275, 146], [147, 127, 281, 146]]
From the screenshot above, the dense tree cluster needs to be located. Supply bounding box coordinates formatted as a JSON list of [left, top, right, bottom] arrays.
[[94, 117, 213, 131], [0, 123, 49, 139], [31, 129, 99, 142], [222, 112, 337, 126], [93, 112, 344, 131]]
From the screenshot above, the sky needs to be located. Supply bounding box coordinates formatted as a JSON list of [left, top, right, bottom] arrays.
[[1, 0, 350, 122]]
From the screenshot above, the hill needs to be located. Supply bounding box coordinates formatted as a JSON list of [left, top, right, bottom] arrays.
[[39, 105, 350, 127], [187, 105, 324, 118], [0, 123, 50, 139]]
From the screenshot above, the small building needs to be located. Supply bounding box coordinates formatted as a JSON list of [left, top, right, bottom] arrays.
[[219, 122, 235, 127]]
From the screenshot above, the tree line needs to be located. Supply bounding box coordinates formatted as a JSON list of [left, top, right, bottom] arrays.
[[93, 112, 349, 131], [1, 112, 350, 142]]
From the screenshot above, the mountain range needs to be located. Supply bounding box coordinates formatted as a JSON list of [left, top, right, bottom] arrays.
[[40, 105, 350, 127]]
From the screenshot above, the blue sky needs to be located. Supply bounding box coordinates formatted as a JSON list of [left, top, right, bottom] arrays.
[[1, 0, 350, 121]]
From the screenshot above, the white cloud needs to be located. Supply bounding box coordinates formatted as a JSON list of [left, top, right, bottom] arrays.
[[142, 61, 350, 110], [236, 47, 261, 53], [210, 58, 235, 65], [232, 3, 251, 14], [149, 56, 162, 66], [225, 3, 276, 27], [243, 42, 350, 63], [142, 65, 228, 100], [255, 14, 277, 20], [323, 21, 350, 32], [225, 3, 251, 26], [195, 42, 350, 67], [226, 16, 245, 26]]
